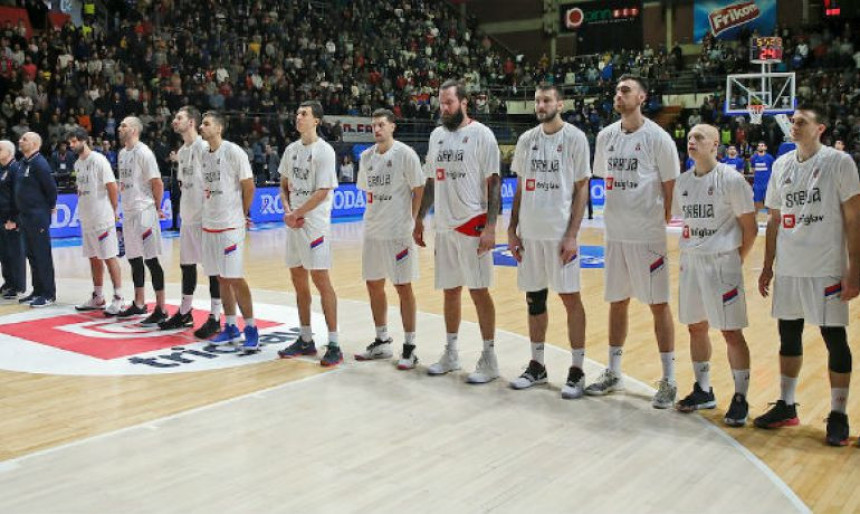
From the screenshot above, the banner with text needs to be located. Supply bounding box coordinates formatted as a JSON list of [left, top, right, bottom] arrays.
[[694, 0, 776, 42]]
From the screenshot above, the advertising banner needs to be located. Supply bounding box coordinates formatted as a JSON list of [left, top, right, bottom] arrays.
[[326, 116, 374, 143], [694, 0, 777, 42], [559, 0, 643, 54]]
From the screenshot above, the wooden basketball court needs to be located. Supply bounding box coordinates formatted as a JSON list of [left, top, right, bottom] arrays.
[[0, 213, 858, 512]]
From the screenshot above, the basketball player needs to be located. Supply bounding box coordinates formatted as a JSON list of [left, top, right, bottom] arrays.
[[750, 141, 775, 215], [756, 106, 860, 446], [68, 128, 124, 316], [507, 84, 591, 398], [673, 124, 757, 426], [588, 75, 680, 408], [275, 101, 342, 367], [414, 79, 501, 384], [198, 111, 259, 351], [720, 145, 745, 174], [116, 116, 168, 325], [354, 109, 424, 369], [159, 106, 222, 339]]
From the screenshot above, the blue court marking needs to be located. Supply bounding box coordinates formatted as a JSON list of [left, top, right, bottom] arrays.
[[492, 244, 604, 269]]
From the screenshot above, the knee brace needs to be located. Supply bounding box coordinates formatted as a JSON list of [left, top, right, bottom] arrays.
[[180, 264, 197, 296], [526, 289, 548, 316], [145, 258, 165, 291], [129, 257, 145, 288], [778, 318, 804, 357], [209, 275, 221, 299], [821, 326, 852, 374]]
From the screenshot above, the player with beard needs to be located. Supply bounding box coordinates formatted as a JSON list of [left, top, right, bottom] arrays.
[[506, 85, 591, 397], [116, 116, 168, 325], [159, 106, 222, 338], [751, 141, 775, 217], [68, 127, 125, 316], [414, 79, 502, 384], [588, 75, 681, 408]]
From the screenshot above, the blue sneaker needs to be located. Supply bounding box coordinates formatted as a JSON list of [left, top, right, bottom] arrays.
[[210, 324, 242, 345], [29, 296, 55, 308], [241, 325, 260, 353]]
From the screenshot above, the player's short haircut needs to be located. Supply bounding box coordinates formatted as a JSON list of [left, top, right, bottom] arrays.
[[618, 74, 648, 94], [202, 110, 227, 131], [125, 116, 144, 134], [536, 83, 563, 100], [371, 108, 396, 124], [66, 126, 89, 143], [795, 104, 829, 127], [440, 79, 467, 101], [299, 100, 324, 120], [178, 105, 201, 126]]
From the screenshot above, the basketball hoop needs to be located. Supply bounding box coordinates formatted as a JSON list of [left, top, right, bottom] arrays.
[[747, 104, 767, 125]]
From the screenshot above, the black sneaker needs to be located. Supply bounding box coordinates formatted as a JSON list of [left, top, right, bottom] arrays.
[[321, 344, 344, 367], [509, 360, 548, 390], [18, 292, 35, 304], [754, 400, 800, 429], [724, 393, 749, 427], [561, 366, 586, 399], [159, 310, 193, 330], [117, 303, 148, 319], [354, 338, 393, 361], [826, 411, 850, 447], [193, 316, 221, 339], [278, 338, 318, 358], [397, 343, 418, 370], [676, 382, 717, 413], [139, 308, 168, 327]]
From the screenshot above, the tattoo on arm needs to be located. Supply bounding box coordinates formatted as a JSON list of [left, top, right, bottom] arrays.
[[486, 175, 501, 226], [417, 178, 434, 219]]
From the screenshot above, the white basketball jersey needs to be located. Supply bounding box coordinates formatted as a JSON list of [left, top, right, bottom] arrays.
[[75, 151, 116, 231], [200, 140, 253, 231], [118, 142, 160, 214], [279, 138, 338, 236], [177, 136, 207, 225], [357, 140, 424, 240]]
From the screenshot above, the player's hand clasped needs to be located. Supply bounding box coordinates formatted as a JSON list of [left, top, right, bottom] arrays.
[[284, 210, 305, 229]]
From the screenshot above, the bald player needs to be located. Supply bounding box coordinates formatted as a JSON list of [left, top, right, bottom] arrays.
[[673, 124, 756, 426], [116, 116, 168, 325]]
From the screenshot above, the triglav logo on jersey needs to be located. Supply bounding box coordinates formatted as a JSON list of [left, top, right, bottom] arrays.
[[0, 303, 328, 376]]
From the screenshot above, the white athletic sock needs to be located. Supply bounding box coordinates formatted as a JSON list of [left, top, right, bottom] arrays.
[[328, 332, 339, 347], [780, 375, 798, 405], [483, 339, 494, 352], [244, 317, 255, 328], [446, 333, 458, 351], [571, 348, 585, 369], [180, 294, 193, 314], [404, 332, 416, 346], [608, 346, 623, 374], [660, 351, 676, 382], [693, 361, 711, 391], [376, 325, 389, 342], [832, 387, 849, 414], [94, 286, 103, 298], [210, 298, 222, 320], [732, 368, 750, 396], [301, 325, 313, 342], [225, 315, 237, 327], [531, 342, 545, 365]]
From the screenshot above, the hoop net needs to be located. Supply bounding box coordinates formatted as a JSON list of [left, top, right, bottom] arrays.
[[747, 104, 767, 124]]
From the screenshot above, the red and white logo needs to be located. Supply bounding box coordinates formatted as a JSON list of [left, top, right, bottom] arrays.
[[565, 7, 584, 29], [367, 192, 373, 204], [783, 214, 796, 229], [0, 303, 327, 376], [709, 1, 760, 37], [436, 168, 445, 181], [606, 177, 614, 190], [526, 178, 536, 191], [682, 225, 690, 239]]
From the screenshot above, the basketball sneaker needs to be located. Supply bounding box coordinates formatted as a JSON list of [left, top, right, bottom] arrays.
[[193, 316, 221, 339], [320, 344, 343, 367], [117, 303, 147, 319], [509, 360, 547, 390], [585, 368, 623, 396], [18, 292, 35, 304], [753, 400, 799, 429], [652, 378, 677, 409], [466, 349, 499, 384], [561, 366, 586, 399], [278, 338, 318, 358], [159, 310, 194, 330], [104, 295, 124, 317], [75, 293, 105, 311], [397, 344, 418, 370], [724, 393, 749, 427], [354, 338, 393, 361], [675, 383, 717, 413], [241, 325, 260, 353], [210, 324, 242, 345], [139, 307, 168, 327], [826, 411, 850, 447], [29, 296, 55, 308], [427, 345, 460, 375]]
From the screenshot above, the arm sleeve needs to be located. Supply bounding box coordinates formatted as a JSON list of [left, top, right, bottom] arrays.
[[572, 130, 592, 181], [278, 146, 291, 185], [314, 144, 338, 190], [670, 177, 683, 217], [729, 173, 755, 215], [140, 148, 161, 181], [656, 131, 681, 182], [765, 158, 783, 209], [424, 130, 439, 179], [37, 160, 58, 208], [510, 133, 527, 176], [233, 145, 253, 181], [592, 131, 607, 178], [405, 147, 424, 188], [837, 153, 860, 203], [355, 151, 369, 191], [479, 126, 500, 179]]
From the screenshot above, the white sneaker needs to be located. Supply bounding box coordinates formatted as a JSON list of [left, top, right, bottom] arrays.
[[427, 345, 460, 375], [561, 366, 586, 399], [509, 360, 547, 390], [466, 349, 499, 384], [396, 344, 418, 370], [652, 378, 678, 409], [105, 296, 124, 317], [354, 338, 393, 361], [75, 293, 106, 311], [584, 368, 624, 396]]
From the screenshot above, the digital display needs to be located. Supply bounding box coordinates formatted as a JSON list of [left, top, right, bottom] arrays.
[[750, 36, 783, 63]]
